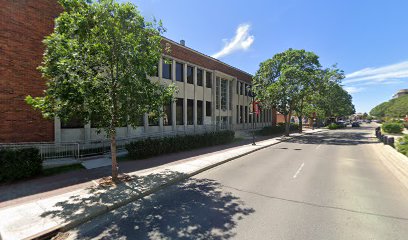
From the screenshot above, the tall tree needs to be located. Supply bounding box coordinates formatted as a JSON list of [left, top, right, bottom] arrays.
[[26, 0, 176, 182], [253, 49, 321, 136]]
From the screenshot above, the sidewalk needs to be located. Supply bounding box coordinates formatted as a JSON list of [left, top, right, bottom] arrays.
[[0, 129, 323, 240]]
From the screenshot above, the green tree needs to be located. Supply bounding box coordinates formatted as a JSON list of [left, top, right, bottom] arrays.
[[26, 0, 176, 181], [387, 95, 408, 118], [253, 49, 321, 135]]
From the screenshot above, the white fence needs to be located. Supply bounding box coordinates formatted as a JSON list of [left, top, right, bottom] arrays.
[[0, 142, 80, 160]]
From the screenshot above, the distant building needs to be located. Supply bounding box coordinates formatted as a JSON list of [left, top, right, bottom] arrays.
[[393, 89, 408, 99]]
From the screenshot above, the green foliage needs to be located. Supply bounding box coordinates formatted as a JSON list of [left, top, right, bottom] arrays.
[[26, 0, 176, 133], [0, 148, 42, 182], [126, 131, 235, 159], [327, 123, 344, 130], [396, 135, 408, 156], [370, 95, 408, 118], [257, 123, 299, 136], [381, 122, 404, 134]]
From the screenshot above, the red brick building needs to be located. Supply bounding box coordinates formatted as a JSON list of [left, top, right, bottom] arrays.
[[0, 0, 274, 144]]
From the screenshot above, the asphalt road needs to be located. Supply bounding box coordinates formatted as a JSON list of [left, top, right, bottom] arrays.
[[64, 124, 408, 240]]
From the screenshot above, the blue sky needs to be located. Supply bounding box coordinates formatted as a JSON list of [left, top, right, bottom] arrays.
[[126, 0, 408, 113]]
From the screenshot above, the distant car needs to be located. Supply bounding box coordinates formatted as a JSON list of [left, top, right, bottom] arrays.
[[336, 121, 346, 127], [352, 122, 360, 127]]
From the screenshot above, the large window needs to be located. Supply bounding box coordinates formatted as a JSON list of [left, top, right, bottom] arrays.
[[221, 79, 227, 111], [236, 81, 240, 94], [148, 112, 159, 126], [176, 98, 184, 125], [206, 101, 211, 117], [236, 105, 239, 124], [61, 116, 84, 129], [240, 82, 243, 95], [187, 65, 194, 84], [163, 103, 172, 126], [206, 71, 212, 88], [187, 99, 194, 125], [162, 58, 172, 80], [197, 68, 203, 86], [176, 62, 184, 82], [197, 100, 203, 125], [216, 77, 220, 109], [240, 105, 243, 123], [245, 106, 248, 123], [244, 84, 248, 96]]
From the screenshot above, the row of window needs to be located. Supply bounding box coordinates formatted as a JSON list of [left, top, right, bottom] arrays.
[[236, 81, 251, 96], [236, 105, 272, 124], [161, 58, 212, 88]]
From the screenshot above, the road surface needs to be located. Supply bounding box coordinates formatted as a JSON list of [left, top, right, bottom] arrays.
[[64, 124, 408, 239]]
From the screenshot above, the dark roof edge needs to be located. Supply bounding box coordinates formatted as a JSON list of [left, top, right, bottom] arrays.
[[162, 37, 253, 78]]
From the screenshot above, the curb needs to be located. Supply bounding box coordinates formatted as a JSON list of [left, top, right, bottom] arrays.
[[28, 130, 323, 240]]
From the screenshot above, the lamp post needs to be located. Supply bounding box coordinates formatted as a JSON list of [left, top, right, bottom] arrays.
[[247, 86, 256, 145]]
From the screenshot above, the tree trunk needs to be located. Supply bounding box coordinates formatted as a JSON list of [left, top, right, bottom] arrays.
[[298, 116, 303, 133], [111, 129, 118, 182], [284, 114, 291, 136]]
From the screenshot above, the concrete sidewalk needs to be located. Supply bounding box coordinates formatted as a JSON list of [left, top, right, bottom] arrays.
[[0, 129, 323, 240]]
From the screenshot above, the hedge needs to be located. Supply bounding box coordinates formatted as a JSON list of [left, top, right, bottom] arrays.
[[126, 130, 235, 159], [257, 123, 299, 136], [381, 122, 404, 134], [328, 123, 342, 130], [0, 148, 42, 182], [396, 135, 408, 157]]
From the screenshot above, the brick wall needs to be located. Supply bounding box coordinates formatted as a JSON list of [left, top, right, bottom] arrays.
[[0, 0, 61, 143]]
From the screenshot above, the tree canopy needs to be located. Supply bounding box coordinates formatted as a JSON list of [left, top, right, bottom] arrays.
[[26, 0, 176, 181], [370, 95, 408, 118]]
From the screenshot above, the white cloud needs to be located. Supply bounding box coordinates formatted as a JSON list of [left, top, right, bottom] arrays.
[[344, 86, 364, 94], [211, 24, 255, 59], [344, 61, 408, 84]]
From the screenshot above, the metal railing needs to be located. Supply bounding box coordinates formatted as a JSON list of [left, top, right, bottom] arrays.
[[0, 124, 233, 160], [0, 142, 80, 160]]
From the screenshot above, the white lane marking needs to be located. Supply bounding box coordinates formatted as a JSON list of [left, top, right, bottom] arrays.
[[316, 144, 321, 150], [293, 162, 305, 179]]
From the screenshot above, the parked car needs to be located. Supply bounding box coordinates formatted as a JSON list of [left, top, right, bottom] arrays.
[[336, 121, 346, 127], [352, 122, 360, 127]]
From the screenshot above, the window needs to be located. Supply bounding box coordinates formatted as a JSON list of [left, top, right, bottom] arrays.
[[221, 79, 227, 111], [176, 98, 184, 125], [240, 105, 243, 123], [206, 71, 212, 88], [216, 77, 220, 109], [187, 99, 194, 125], [236, 81, 240, 94], [244, 84, 248, 96], [61, 116, 84, 129], [148, 112, 159, 126], [229, 81, 232, 110], [240, 82, 243, 95], [176, 62, 184, 82], [197, 69, 203, 86], [162, 58, 172, 79], [249, 110, 252, 123], [197, 100, 203, 125], [245, 106, 248, 123], [163, 103, 172, 126], [206, 101, 211, 117], [236, 105, 239, 124], [187, 65, 194, 84]]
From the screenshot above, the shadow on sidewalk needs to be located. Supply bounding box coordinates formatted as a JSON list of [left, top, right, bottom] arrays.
[[51, 174, 255, 239], [0, 134, 278, 208]]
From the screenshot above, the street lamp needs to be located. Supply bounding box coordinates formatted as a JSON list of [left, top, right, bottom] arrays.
[[247, 86, 256, 145]]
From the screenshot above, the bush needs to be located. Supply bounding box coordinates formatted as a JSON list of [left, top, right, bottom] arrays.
[[396, 135, 408, 156], [328, 123, 340, 130], [126, 130, 235, 159], [381, 122, 404, 134], [257, 125, 285, 136], [0, 148, 42, 182]]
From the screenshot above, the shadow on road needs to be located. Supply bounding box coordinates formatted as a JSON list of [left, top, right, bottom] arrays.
[[49, 176, 254, 239], [286, 127, 376, 146]]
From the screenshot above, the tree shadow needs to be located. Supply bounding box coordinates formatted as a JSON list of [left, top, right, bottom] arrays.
[[44, 175, 254, 239], [285, 129, 377, 146]]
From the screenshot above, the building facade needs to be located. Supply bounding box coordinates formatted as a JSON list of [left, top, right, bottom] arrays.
[[393, 89, 408, 99], [0, 0, 274, 144]]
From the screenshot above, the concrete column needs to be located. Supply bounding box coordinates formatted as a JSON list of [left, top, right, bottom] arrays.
[[144, 113, 148, 133], [159, 106, 164, 133], [203, 70, 206, 118], [183, 63, 187, 130], [211, 73, 216, 125], [172, 59, 176, 82], [84, 123, 91, 142], [193, 99, 197, 126], [172, 100, 176, 131], [226, 80, 230, 125], [54, 117, 61, 143]]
